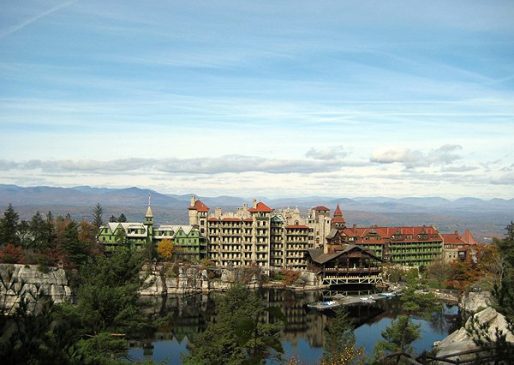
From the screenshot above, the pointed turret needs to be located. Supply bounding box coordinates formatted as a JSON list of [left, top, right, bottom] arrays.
[[143, 195, 154, 243], [331, 204, 346, 229], [144, 194, 153, 226]]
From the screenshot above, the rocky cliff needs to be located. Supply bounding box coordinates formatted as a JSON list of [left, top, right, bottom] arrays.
[[0, 264, 72, 313], [138, 263, 320, 295], [434, 291, 514, 360]]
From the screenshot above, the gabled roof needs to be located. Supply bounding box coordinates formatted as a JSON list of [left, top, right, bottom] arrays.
[[462, 229, 478, 245], [248, 202, 273, 213], [342, 225, 441, 244], [326, 228, 341, 240], [155, 225, 194, 236], [188, 199, 209, 212], [104, 222, 148, 237], [441, 233, 465, 245], [307, 244, 381, 264]]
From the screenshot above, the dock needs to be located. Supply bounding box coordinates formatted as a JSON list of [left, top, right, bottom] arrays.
[[307, 292, 398, 311]]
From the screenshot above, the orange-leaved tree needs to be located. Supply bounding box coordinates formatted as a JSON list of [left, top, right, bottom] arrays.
[[157, 238, 174, 261]]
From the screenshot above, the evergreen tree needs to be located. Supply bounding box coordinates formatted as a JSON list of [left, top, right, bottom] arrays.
[[44, 211, 56, 250], [61, 221, 89, 267], [0, 204, 20, 245], [117, 213, 127, 223], [322, 308, 365, 364], [29, 211, 46, 250], [494, 221, 514, 318], [17, 220, 31, 248], [373, 315, 420, 363], [92, 203, 103, 229], [109, 215, 117, 223]]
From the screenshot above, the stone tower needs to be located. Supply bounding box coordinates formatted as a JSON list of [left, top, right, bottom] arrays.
[[331, 204, 346, 230]]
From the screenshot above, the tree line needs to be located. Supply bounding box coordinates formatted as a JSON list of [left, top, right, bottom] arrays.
[[0, 203, 127, 269]]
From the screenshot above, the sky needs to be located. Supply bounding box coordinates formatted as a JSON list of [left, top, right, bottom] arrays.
[[0, 0, 513, 199]]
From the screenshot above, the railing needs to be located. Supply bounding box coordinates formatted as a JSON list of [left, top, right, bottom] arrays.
[[323, 267, 381, 273]]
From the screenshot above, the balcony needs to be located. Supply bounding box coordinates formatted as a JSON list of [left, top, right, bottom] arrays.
[[322, 267, 381, 274]]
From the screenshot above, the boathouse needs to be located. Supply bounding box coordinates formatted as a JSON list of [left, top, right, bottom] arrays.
[[307, 230, 383, 285]]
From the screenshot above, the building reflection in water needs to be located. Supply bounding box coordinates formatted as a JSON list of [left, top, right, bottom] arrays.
[[130, 288, 459, 362]]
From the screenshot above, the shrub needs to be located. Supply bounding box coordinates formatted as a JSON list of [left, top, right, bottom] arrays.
[[281, 269, 300, 286], [0, 243, 24, 264]]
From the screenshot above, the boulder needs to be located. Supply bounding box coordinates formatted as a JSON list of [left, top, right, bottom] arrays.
[[461, 291, 492, 313], [435, 306, 514, 360]]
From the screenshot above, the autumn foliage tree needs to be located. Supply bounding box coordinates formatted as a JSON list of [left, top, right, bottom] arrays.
[[157, 239, 174, 261], [0, 243, 24, 264]]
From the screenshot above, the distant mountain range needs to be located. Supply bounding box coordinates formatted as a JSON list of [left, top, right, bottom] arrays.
[[0, 184, 512, 242]]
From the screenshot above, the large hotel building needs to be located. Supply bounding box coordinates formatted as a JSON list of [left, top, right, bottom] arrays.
[[98, 196, 477, 270], [188, 196, 330, 270]]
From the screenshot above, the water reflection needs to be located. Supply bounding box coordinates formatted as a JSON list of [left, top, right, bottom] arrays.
[[128, 288, 460, 364]]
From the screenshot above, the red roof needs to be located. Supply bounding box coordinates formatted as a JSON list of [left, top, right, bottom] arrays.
[[341, 225, 442, 245], [207, 217, 219, 222], [248, 202, 273, 213], [286, 224, 310, 229], [313, 205, 330, 211], [462, 229, 478, 245], [441, 233, 465, 245], [332, 216, 346, 224], [334, 204, 343, 216], [188, 199, 209, 212]]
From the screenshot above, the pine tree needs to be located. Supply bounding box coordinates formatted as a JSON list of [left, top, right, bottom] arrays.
[[92, 203, 103, 227], [117, 213, 127, 222], [61, 220, 89, 267], [0, 204, 20, 245], [29, 211, 46, 250], [373, 315, 420, 362], [44, 211, 56, 249]]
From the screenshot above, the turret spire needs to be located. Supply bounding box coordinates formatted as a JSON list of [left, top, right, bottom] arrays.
[[145, 194, 153, 218]]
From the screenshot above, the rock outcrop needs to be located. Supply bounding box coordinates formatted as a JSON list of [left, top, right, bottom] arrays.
[[460, 291, 492, 313], [0, 264, 72, 313], [434, 291, 513, 361], [139, 264, 262, 295]]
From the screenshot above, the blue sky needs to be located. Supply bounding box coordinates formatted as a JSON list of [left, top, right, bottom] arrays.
[[0, 0, 513, 198]]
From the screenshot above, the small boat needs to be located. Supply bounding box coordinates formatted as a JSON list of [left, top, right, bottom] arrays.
[[359, 296, 375, 303], [379, 292, 396, 298]]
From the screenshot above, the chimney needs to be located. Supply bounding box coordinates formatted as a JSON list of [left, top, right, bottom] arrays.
[[190, 195, 196, 207], [215, 207, 222, 218], [253, 199, 257, 208]]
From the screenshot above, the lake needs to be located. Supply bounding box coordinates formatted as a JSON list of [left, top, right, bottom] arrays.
[[127, 288, 460, 364]]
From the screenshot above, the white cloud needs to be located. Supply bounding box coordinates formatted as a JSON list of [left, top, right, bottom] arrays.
[[305, 145, 347, 160], [0, 155, 346, 175], [370, 144, 463, 168]]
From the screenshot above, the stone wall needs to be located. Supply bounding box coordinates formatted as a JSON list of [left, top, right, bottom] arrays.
[[0, 264, 72, 313]]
